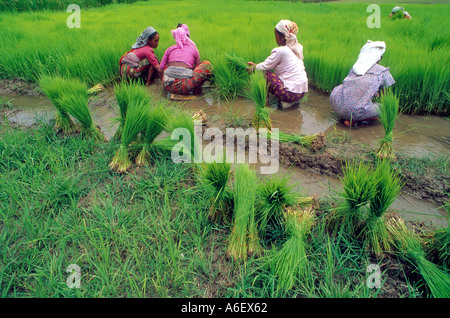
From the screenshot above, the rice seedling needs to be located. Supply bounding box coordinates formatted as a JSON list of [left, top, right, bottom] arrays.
[[199, 157, 233, 224], [246, 71, 272, 131], [166, 112, 201, 163], [267, 131, 317, 148], [256, 174, 298, 241], [225, 53, 249, 76], [109, 95, 148, 173], [134, 101, 169, 166], [387, 217, 450, 298], [211, 57, 249, 102], [59, 79, 106, 142], [227, 163, 261, 260], [38, 75, 77, 134], [272, 205, 315, 291], [376, 89, 400, 161], [328, 159, 378, 237], [363, 159, 403, 256], [112, 82, 151, 141]]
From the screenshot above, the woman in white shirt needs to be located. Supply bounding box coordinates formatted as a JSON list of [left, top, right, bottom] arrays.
[[247, 20, 308, 107]]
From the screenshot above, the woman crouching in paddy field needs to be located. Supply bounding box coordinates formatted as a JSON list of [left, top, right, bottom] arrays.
[[160, 24, 212, 96], [330, 40, 395, 127], [247, 20, 308, 108], [119, 27, 161, 86]]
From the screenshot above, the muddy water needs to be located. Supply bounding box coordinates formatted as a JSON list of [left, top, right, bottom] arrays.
[[2, 86, 448, 228]]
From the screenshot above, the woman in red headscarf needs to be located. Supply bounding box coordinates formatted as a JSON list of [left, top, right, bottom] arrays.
[[160, 24, 211, 95]]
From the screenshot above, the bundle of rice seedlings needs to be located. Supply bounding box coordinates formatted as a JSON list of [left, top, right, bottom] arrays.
[[256, 174, 298, 241], [166, 112, 201, 163], [113, 82, 151, 141], [424, 207, 450, 270], [225, 53, 249, 75], [211, 57, 248, 102], [267, 131, 317, 148], [87, 83, 104, 96], [134, 101, 169, 166], [227, 164, 261, 260], [425, 226, 450, 270], [363, 159, 403, 256], [328, 159, 378, 237], [376, 89, 400, 161], [109, 96, 148, 173], [245, 71, 272, 131], [387, 217, 450, 298], [59, 79, 106, 142], [38, 75, 77, 134], [272, 205, 315, 291], [199, 158, 233, 224]]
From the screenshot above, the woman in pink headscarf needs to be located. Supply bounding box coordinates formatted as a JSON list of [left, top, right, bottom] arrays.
[[247, 20, 308, 108], [160, 24, 211, 95]]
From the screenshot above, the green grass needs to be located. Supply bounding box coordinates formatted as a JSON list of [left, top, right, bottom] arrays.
[[0, 0, 448, 114], [1, 120, 448, 298]]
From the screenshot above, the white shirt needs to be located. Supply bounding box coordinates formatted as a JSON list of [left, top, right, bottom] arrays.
[[256, 46, 308, 94]]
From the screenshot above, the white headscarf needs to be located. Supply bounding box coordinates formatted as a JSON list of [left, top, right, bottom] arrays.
[[275, 20, 303, 59], [352, 40, 386, 76]]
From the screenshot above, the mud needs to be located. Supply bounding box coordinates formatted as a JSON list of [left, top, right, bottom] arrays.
[[1, 79, 448, 229]]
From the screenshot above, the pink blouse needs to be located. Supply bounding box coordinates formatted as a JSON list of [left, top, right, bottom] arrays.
[[160, 45, 201, 70]]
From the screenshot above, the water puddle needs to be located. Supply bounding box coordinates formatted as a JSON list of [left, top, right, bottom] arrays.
[[1, 85, 448, 228]]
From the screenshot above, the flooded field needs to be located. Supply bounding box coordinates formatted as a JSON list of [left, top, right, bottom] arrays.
[[2, 83, 448, 228]]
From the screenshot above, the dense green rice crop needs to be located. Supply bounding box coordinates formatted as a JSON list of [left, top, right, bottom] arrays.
[[1, 1, 447, 114]]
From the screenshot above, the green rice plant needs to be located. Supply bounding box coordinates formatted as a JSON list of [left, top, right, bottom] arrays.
[[227, 163, 261, 260], [256, 174, 298, 241], [387, 217, 450, 298], [199, 158, 233, 224], [376, 89, 400, 161], [363, 159, 404, 256], [112, 82, 151, 141], [267, 131, 317, 148], [108, 95, 148, 173], [134, 101, 169, 166], [211, 57, 249, 102], [424, 206, 450, 270], [246, 71, 272, 131], [38, 75, 77, 134], [272, 206, 315, 291], [59, 79, 106, 142], [166, 112, 201, 164], [328, 159, 378, 237], [225, 53, 249, 75]]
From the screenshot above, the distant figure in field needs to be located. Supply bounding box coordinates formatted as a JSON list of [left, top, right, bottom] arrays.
[[247, 19, 308, 109], [329, 40, 395, 127], [390, 6, 412, 19], [119, 26, 161, 86], [160, 24, 212, 96]]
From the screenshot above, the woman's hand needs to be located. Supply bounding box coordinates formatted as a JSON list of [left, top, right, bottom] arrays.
[[247, 62, 256, 74]]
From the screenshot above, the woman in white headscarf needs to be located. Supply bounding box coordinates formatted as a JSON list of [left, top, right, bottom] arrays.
[[160, 23, 211, 96], [247, 20, 308, 108], [329, 40, 395, 127], [119, 26, 162, 86]]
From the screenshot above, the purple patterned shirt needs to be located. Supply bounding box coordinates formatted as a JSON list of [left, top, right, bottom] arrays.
[[330, 64, 395, 121]]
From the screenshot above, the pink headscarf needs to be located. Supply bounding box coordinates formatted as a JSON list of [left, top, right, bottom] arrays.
[[171, 25, 197, 50], [275, 20, 303, 60]]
